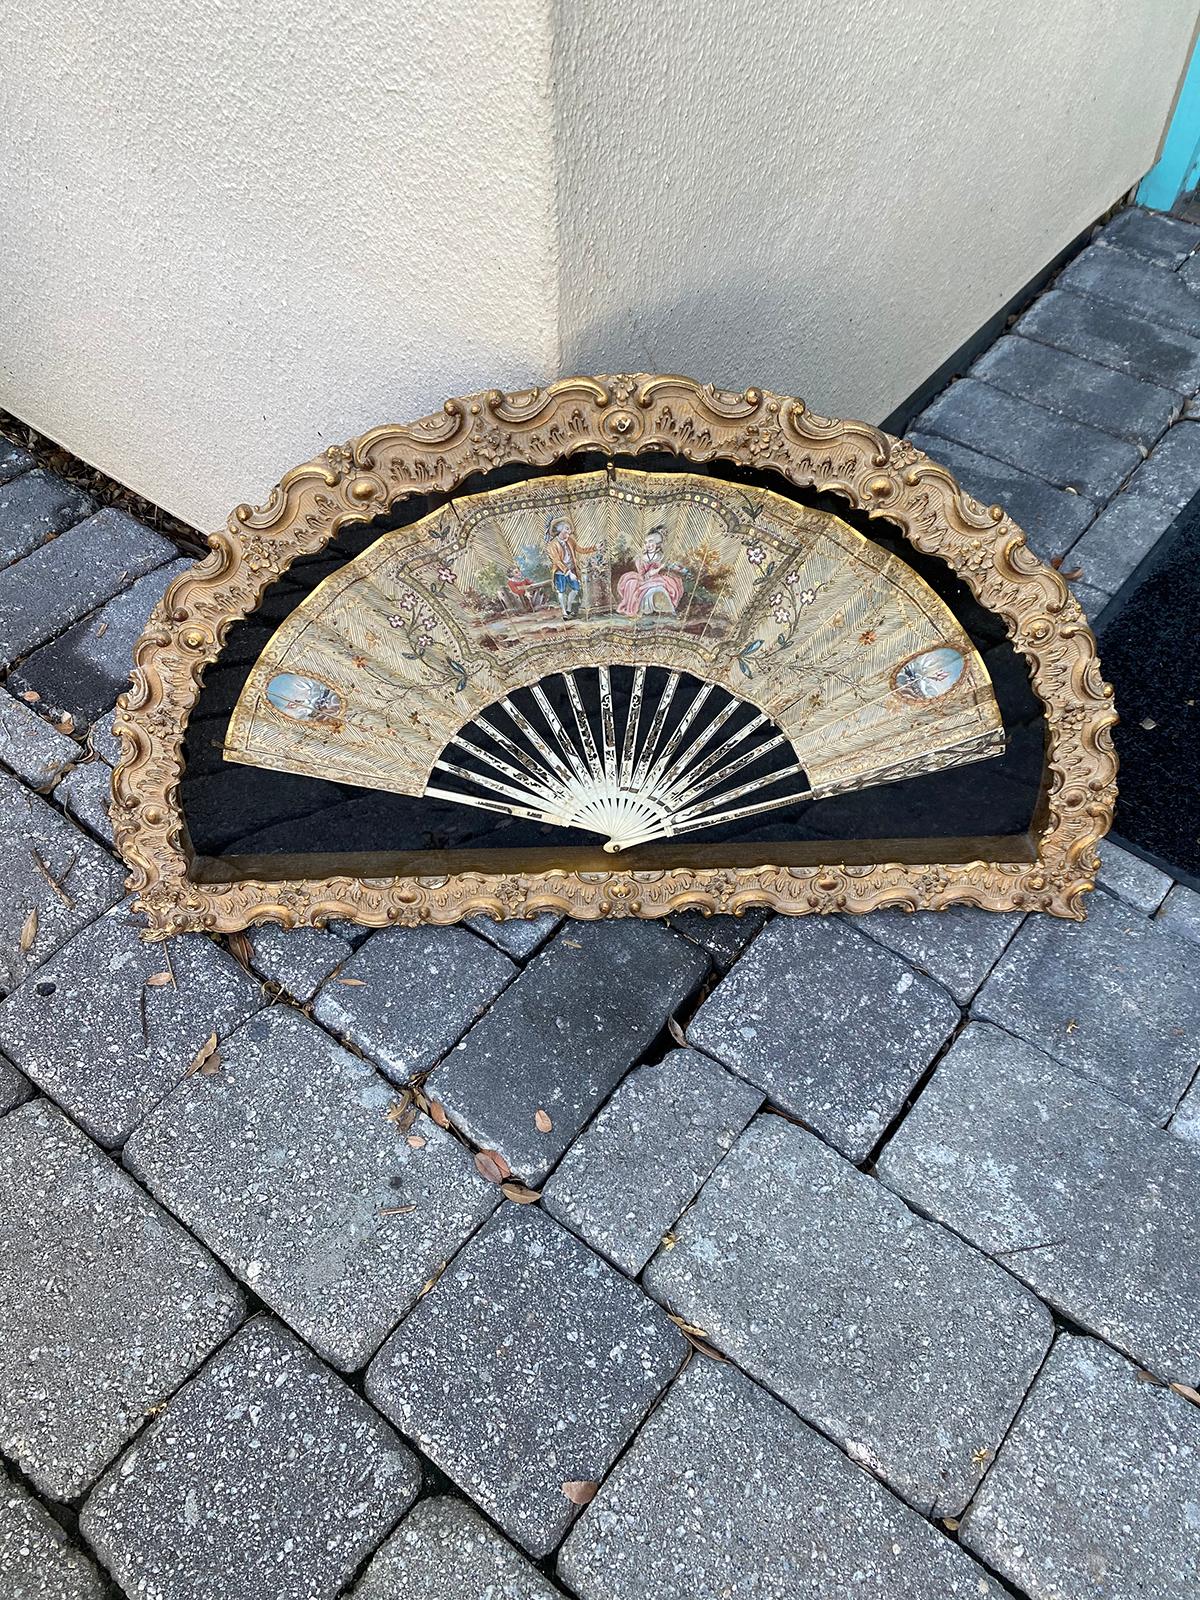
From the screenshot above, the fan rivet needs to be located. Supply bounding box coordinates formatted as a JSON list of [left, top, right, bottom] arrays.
[[181, 628, 207, 648], [348, 477, 375, 501]]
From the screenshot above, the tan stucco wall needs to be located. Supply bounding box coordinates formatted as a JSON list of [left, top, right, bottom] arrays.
[[0, 0, 561, 527], [1, 0, 1195, 529], [554, 0, 1198, 426]]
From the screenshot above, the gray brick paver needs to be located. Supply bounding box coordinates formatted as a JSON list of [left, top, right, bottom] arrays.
[[80, 1315, 419, 1600], [0, 508, 174, 669], [853, 905, 1023, 1005], [665, 905, 771, 966], [1172, 1072, 1200, 1151], [53, 758, 115, 844], [0, 469, 96, 569], [557, 1358, 1001, 1600], [973, 888, 1200, 1120], [312, 924, 515, 1084], [351, 1495, 561, 1600], [1064, 491, 1180, 595], [0, 771, 124, 994], [645, 1113, 1052, 1515], [0, 687, 81, 788], [1094, 836, 1173, 912], [687, 917, 958, 1160], [961, 1335, 1200, 1600], [1017, 288, 1200, 389], [1097, 205, 1200, 266], [465, 910, 563, 960], [1156, 882, 1200, 945], [541, 1047, 763, 1276], [124, 1005, 499, 1370], [0, 1099, 245, 1500], [0, 440, 35, 482], [970, 332, 1178, 446], [877, 1022, 1200, 1381], [8, 555, 192, 724], [1060, 242, 1200, 336], [0, 1050, 31, 1114], [0, 901, 264, 1145], [429, 921, 709, 1184], [0, 1470, 107, 1600], [366, 1206, 687, 1557], [914, 377, 1140, 500], [1123, 418, 1200, 505], [243, 919, 353, 1001]]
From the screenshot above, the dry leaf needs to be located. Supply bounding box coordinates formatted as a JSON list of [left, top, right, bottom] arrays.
[[501, 1181, 541, 1204], [226, 931, 253, 970], [667, 1313, 709, 1338], [428, 1098, 450, 1129], [335, 975, 367, 986], [562, 938, 582, 949], [55, 715, 74, 734], [406, 1133, 427, 1149], [417, 1262, 447, 1299], [534, 1107, 553, 1134], [384, 1100, 409, 1124], [145, 971, 173, 987], [19, 689, 40, 703], [667, 1015, 687, 1048], [474, 1148, 512, 1184], [380, 1204, 416, 1217], [1170, 1382, 1200, 1405], [94, 620, 108, 638], [561, 1480, 598, 1506], [19, 908, 38, 952], [185, 1033, 219, 1076], [941, 1517, 960, 1532]]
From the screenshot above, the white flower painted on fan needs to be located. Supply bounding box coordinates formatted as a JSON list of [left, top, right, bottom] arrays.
[[745, 542, 767, 568], [797, 587, 817, 606], [769, 591, 783, 608], [436, 565, 455, 584]]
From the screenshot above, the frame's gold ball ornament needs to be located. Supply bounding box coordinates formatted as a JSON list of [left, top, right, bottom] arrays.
[[111, 375, 1117, 935]]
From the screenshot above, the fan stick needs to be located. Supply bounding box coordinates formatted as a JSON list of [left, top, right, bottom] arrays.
[[630, 671, 680, 788], [561, 671, 604, 779], [443, 731, 570, 810]]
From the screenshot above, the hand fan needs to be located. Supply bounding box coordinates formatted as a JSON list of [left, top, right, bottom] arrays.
[[223, 467, 1004, 851]]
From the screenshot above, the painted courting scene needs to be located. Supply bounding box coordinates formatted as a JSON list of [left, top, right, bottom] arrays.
[[2, 5, 1200, 1600]]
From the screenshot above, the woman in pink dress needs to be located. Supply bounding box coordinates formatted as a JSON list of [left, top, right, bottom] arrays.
[[616, 527, 687, 618]]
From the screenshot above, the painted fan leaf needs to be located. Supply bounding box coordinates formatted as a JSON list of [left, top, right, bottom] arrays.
[[223, 468, 1004, 850]]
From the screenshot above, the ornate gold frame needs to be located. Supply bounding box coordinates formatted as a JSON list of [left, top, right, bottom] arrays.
[[112, 374, 1116, 935]]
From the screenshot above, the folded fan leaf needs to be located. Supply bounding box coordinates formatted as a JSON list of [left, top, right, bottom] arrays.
[[223, 468, 1004, 850]]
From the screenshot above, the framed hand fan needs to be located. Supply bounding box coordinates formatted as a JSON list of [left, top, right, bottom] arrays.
[[112, 375, 1116, 934]]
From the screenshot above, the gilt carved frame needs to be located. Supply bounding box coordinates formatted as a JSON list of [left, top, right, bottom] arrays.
[[111, 374, 1117, 935]]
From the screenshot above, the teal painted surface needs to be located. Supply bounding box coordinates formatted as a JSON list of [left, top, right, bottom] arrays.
[[1139, 38, 1200, 210]]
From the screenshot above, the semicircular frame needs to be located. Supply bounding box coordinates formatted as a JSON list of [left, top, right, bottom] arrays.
[[111, 373, 1117, 934]]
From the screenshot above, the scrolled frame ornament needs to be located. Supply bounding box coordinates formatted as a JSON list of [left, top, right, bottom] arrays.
[[111, 374, 1117, 935]]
